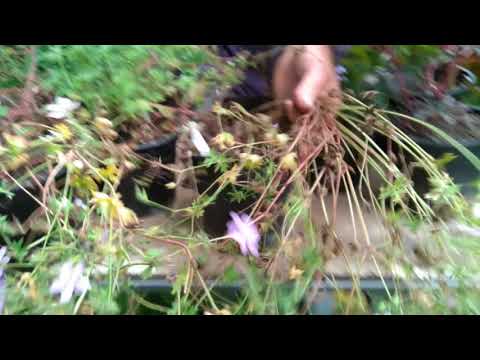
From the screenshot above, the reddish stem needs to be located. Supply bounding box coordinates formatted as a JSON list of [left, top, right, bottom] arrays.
[[254, 133, 334, 224]]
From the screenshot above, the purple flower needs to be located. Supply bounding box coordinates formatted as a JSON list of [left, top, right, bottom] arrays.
[[0, 247, 9, 314], [0, 247, 9, 278], [0, 277, 5, 314], [50, 261, 91, 304], [336, 65, 348, 82], [226, 212, 261, 257]]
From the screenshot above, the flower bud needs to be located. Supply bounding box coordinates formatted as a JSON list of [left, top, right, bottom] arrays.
[[280, 153, 298, 172], [275, 133, 290, 147], [165, 182, 177, 190], [213, 132, 235, 150], [240, 153, 263, 170]]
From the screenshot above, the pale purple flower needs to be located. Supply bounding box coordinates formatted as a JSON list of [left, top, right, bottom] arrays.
[[50, 261, 91, 304], [73, 198, 87, 210], [0, 247, 9, 278], [226, 212, 260, 257], [0, 246, 9, 314], [0, 277, 5, 314], [336, 65, 348, 82]]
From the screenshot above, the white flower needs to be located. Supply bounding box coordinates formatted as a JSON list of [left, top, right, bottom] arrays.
[[44, 97, 80, 120], [188, 122, 210, 157], [50, 261, 90, 304]]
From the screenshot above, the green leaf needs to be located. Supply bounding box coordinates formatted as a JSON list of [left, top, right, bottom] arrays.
[[0, 182, 14, 200], [8, 239, 29, 262], [88, 287, 121, 315], [203, 150, 230, 173], [228, 187, 255, 204], [0, 105, 8, 118], [0, 215, 15, 238], [434, 152, 458, 170]]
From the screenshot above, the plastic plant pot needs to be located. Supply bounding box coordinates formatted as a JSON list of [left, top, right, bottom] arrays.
[[117, 134, 177, 217], [0, 134, 178, 224], [0, 167, 67, 223]]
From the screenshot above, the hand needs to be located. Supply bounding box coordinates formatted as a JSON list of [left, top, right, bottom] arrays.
[[273, 45, 340, 121]]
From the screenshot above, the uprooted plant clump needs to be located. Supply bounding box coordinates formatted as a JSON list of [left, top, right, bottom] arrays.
[[1, 45, 480, 315]]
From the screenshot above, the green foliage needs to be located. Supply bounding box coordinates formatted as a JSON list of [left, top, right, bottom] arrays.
[[455, 85, 480, 107], [227, 186, 256, 204], [0, 215, 15, 244], [88, 287, 121, 315], [342, 45, 441, 92], [0, 46, 31, 88], [392, 45, 443, 70], [203, 150, 231, 173], [379, 175, 411, 206], [341, 45, 389, 94], [8, 239, 29, 263], [0, 45, 244, 123], [341, 45, 469, 111]]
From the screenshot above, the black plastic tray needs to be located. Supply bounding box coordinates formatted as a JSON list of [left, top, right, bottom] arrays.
[[411, 138, 480, 197], [128, 276, 460, 315]]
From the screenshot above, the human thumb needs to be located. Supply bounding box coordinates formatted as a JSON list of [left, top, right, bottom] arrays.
[[292, 68, 324, 114]]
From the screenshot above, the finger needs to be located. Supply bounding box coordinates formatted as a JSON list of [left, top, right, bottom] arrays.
[[284, 99, 298, 122], [293, 68, 327, 114]]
